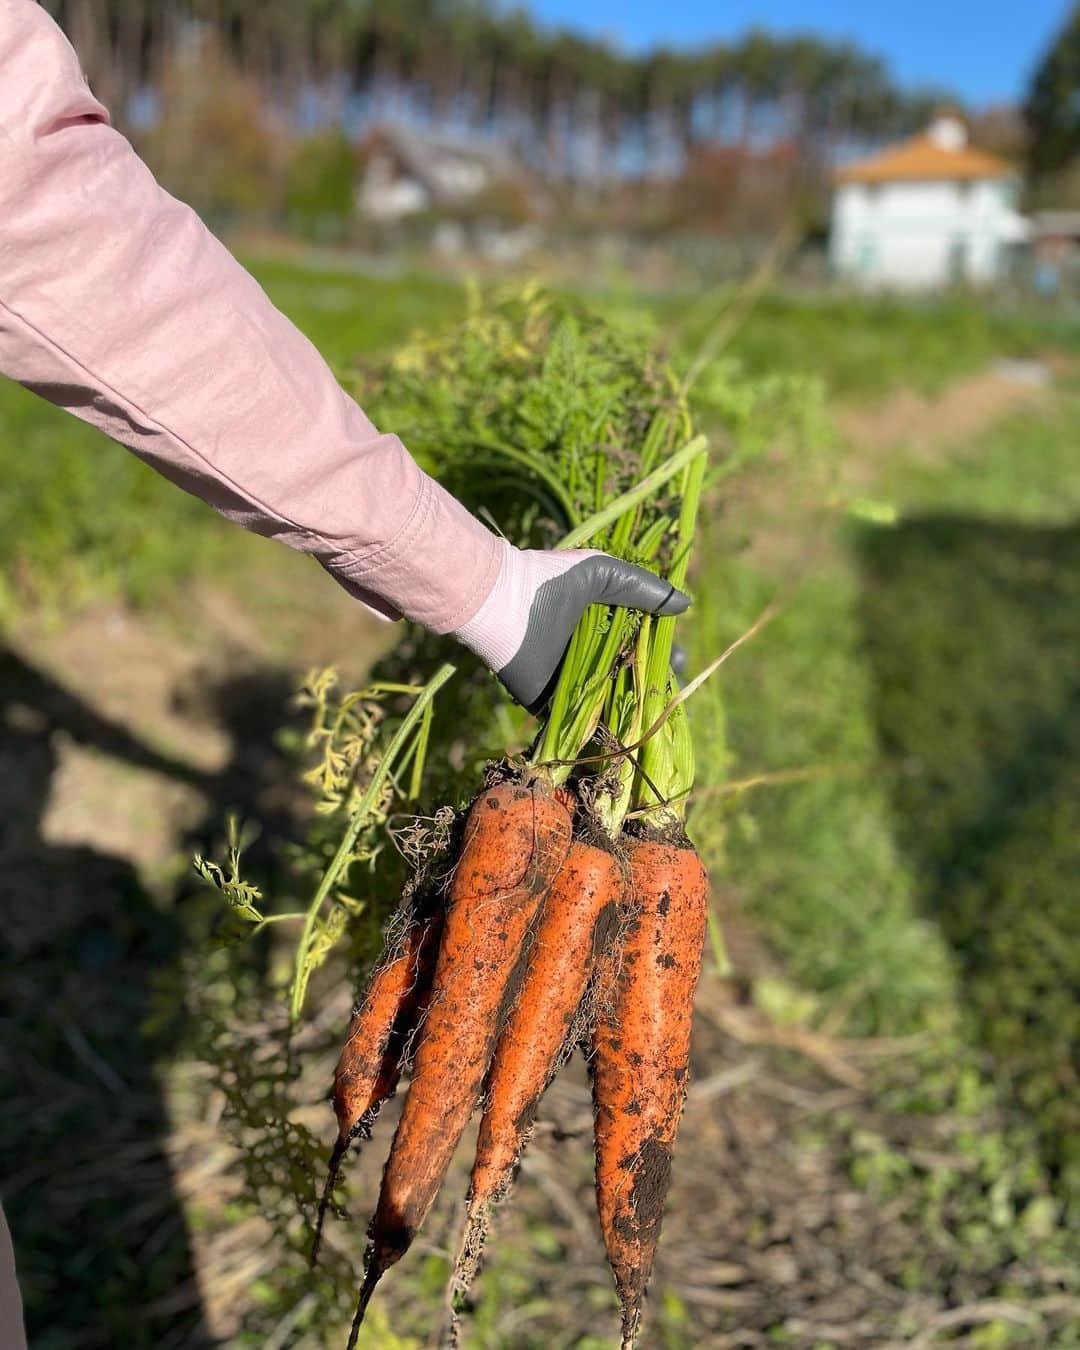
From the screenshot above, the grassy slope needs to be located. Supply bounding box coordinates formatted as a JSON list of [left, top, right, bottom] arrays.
[[712, 388, 1080, 1030], [650, 288, 1080, 400]]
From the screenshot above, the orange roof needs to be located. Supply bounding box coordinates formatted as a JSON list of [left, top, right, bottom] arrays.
[[835, 134, 1015, 185]]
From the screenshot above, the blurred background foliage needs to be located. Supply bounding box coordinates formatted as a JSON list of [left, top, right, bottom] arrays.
[[34, 0, 1080, 247]]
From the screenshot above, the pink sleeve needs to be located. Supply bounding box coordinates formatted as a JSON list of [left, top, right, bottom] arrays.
[[0, 0, 501, 632]]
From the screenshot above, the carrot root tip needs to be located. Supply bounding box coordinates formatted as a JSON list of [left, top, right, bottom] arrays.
[[441, 1207, 490, 1348], [310, 1137, 351, 1268], [450, 1206, 491, 1305], [620, 1303, 643, 1350], [345, 1262, 383, 1350], [438, 1310, 463, 1350]]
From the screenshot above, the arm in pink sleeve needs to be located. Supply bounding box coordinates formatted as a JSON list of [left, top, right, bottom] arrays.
[[0, 0, 502, 631]]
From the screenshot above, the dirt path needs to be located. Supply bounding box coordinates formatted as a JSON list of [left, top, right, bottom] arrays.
[[728, 360, 1056, 581], [837, 360, 1050, 460]]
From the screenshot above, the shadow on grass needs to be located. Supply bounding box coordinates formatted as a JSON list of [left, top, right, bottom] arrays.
[[857, 516, 1080, 1180], [0, 649, 297, 1349]]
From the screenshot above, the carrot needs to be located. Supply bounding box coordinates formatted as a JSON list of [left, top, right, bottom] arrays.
[[347, 778, 574, 1344], [590, 833, 708, 1349], [312, 904, 444, 1264], [451, 838, 625, 1305], [333, 908, 443, 1144]]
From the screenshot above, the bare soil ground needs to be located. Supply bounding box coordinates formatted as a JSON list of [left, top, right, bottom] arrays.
[[5, 576, 388, 898], [724, 362, 1054, 584], [837, 362, 1049, 461]]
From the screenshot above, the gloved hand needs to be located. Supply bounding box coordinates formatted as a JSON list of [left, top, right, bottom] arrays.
[[453, 543, 691, 710]]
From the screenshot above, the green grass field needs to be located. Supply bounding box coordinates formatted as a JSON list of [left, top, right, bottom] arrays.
[[3, 253, 1075, 625]]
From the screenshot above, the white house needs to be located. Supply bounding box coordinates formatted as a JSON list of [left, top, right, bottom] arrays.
[[355, 124, 540, 261], [357, 125, 519, 223], [830, 117, 1029, 289]]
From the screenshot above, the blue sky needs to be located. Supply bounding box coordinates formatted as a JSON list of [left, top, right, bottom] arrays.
[[525, 0, 1070, 105]]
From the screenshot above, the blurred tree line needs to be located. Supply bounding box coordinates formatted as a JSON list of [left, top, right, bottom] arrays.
[[43, 1, 950, 199], [1026, 3, 1080, 205], [49, 2, 1080, 238]]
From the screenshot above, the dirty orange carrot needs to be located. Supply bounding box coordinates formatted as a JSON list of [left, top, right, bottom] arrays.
[[347, 777, 574, 1344], [333, 908, 443, 1143], [591, 833, 708, 1349], [312, 904, 444, 1264], [451, 838, 625, 1303]]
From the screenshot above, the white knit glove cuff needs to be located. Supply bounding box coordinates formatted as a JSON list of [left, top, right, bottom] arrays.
[[452, 541, 602, 672]]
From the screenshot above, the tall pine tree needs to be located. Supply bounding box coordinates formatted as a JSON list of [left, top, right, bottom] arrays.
[[1026, 4, 1080, 181]]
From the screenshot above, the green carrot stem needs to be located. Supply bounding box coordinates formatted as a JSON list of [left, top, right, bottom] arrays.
[[532, 604, 633, 775], [635, 450, 708, 820], [464, 437, 580, 526], [534, 446, 701, 774], [253, 912, 307, 931], [556, 435, 707, 550], [533, 614, 596, 771], [594, 617, 650, 838], [288, 661, 456, 1025]]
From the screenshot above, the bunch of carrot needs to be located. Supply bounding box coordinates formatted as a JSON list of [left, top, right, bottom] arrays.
[[315, 293, 714, 1349]]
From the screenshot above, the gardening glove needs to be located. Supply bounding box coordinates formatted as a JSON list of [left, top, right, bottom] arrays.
[[453, 541, 691, 711]]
